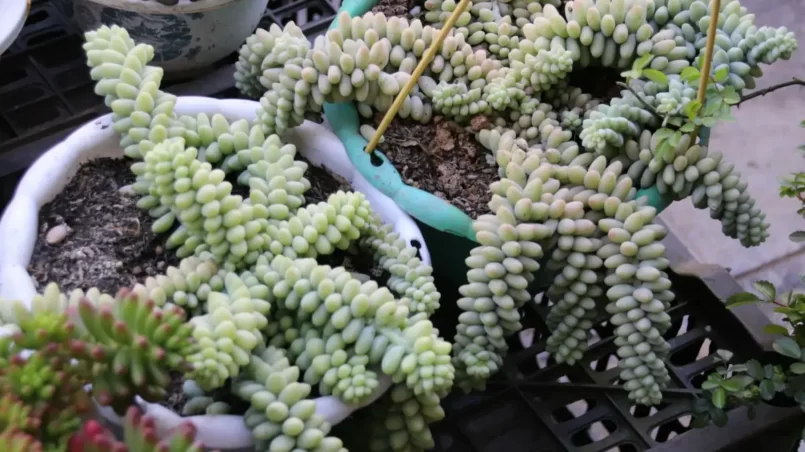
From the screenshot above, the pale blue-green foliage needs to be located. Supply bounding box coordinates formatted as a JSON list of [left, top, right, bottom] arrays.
[[83, 24, 450, 452], [235, 347, 347, 452], [256, 255, 454, 396]]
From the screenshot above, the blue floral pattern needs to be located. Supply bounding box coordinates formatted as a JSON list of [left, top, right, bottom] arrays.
[[71, 1, 203, 64]]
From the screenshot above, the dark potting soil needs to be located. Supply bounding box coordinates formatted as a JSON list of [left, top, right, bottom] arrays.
[[299, 157, 353, 205], [371, 116, 496, 219], [568, 65, 624, 101], [372, 0, 414, 18], [29, 158, 179, 295], [163, 372, 189, 412]]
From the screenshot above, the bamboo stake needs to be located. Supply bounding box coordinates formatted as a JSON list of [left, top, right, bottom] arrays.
[[364, 0, 472, 154], [692, 0, 721, 143]]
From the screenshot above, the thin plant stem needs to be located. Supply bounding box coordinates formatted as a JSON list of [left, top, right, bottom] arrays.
[[738, 78, 805, 105]]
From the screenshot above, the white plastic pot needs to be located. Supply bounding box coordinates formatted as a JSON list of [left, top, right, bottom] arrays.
[[0, 96, 430, 450], [0, 0, 28, 56]]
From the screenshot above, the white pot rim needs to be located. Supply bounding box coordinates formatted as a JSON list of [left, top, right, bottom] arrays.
[[0, 0, 28, 56], [0, 96, 429, 449], [82, 0, 241, 15]]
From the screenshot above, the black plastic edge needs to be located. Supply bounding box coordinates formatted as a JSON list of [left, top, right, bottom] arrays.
[[0, 64, 237, 180], [657, 217, 779, 350], [647, 403, 803, 452]]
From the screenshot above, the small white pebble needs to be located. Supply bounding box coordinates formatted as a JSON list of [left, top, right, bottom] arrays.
[[118, 184, 136, 196], [46, 224, 71, 245], [410, 6, 421, 15]]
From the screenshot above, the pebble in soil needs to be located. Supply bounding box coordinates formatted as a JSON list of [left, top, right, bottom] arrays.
[[369, 116, 497, 219], [29, 157, 179, 295]]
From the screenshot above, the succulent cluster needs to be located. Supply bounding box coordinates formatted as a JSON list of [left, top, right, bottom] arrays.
[[0, 280, 199, 451], [0, 23, 454, 452], [232, 0, 796, 408], [2, 0, 798, 448]]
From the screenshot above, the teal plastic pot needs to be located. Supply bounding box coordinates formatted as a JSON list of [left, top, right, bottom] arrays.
[[322, 0, 709, 286]]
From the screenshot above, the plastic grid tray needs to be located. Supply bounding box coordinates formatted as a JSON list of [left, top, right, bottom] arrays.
[[426, 270, 774, 452], [0, 0, 338, 155]]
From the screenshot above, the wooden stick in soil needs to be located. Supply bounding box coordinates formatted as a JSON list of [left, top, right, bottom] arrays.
[[364, 0, 472, 154], [691, 0, 720, 143]]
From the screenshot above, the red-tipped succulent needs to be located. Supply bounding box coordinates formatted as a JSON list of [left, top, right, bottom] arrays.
[[69, 407, 206, 452], [0, 429, 43, 452], [69, 289, 198, 413]]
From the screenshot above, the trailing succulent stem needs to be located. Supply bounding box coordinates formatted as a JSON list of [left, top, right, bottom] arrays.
[[230, 0, 796, 408], [74, 23, 451, 452]]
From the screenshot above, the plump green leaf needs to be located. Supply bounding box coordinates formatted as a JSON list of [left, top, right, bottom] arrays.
[[790, 231, 805, 243], [791, 363, 805, 374], [720, 378, 743, 392], [746, 359, 764, 380], [643, 69, 669, 86], [711, 406, 728, 427], [680, 122, 696, 132], [653, 128, 674, 140], [704, 100, 722, 116], [725, 292, 760, 309], [717, 113, 737, 122], [714, 66, 730, 83], [753, 280, 777, 300], [732, 375, 755, 389], [760, 379, 776, 400], [653, 140, 673, 162], [711, 387, 727, 408], [764, 324, 790, 336], [702, 379, 720, 390], [693, 397, 711, 413], [691, 412, 710, 429], [774, 336, 802, 359], [701, 117, 717, 127], [683, 100, 703, 120], [633, 53, 654, 70], [722, 87, 741, 104], [681, 66, 701, 83]]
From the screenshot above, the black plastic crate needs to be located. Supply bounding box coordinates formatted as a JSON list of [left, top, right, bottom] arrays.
[[421, 224, 803, 452]]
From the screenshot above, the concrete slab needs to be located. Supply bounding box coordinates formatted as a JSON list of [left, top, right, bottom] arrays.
[[658, 0, 805, 296]]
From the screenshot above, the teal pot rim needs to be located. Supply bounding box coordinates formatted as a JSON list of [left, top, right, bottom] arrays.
[[323, 0, 711, 243]]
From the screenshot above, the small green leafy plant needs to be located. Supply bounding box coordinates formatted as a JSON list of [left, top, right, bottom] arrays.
[[625, 55, 741, 165], [692, 120, 805, 433]]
